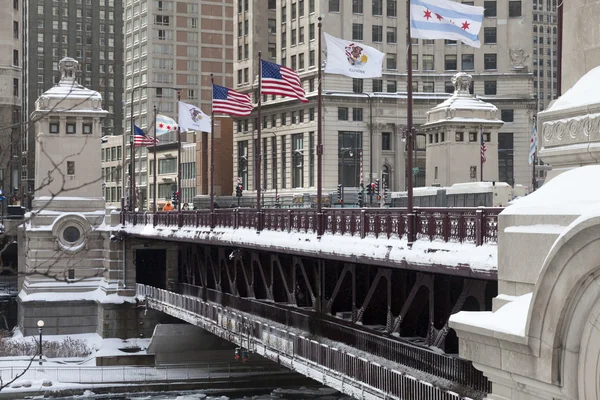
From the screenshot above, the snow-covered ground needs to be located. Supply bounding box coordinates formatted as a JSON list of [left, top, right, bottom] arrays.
[[0, 330, 277, 396]]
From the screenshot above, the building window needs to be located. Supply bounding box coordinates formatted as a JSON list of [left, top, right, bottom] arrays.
[[338, 107, 349, 120], [353, 78, 363, 93], [353, 0, 363, 13], [444, 54, 457, 70], [423, 81, 434, 92], [423, 55, 434, 70], [13, 21, 18, 39], [387, 80, 397, 92], [387, 26, 397, 43], [508, 1, 522, 17], [292, 134, 304, 188], [386, 54, 397, 70], [387, 0, 397, 16], [12, 78, 18, 97], [338, 132, 362, 187], [469, 132, 477, 142], [484, 27, 497, 44], [484, 1, 497, 17], [50, 122, 59, 133], [66, 123, 76, 134], [444, 81, 454, 93], [499, 133, 514, 184], [462, 54, 475, 70], [501, 109, 514, 122], [455, 132, 464, 142], [13, 50, 18, 66], [352, 108, 363, 121], [484, 81, 497, 95], [67, 161, 75, 176], [373, 79, 383, 92], [329, 0, 340, 12], [484, 53, 497, 70], [372, 25, 382, 42], [352, 23, 363, 40], [382, 132, 391, 150], [309, 108, 315, 121], [372, 0, 383, 15]]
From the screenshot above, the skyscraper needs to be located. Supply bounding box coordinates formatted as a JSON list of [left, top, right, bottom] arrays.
[[0, 0, 22, 201], [121, 0, 233, 209], [22, 0, 124, 206]]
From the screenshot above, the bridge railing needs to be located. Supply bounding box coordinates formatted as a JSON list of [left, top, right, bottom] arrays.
[[122, 207, 501, 245], [150, 283, 491, 394]]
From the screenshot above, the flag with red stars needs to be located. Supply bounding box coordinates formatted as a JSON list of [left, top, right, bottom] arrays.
[[156, 114, 179, 136], [409, 0, 484, 48]]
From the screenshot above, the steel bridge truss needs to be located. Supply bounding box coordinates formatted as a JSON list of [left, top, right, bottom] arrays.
[[178, 244, 496, 357]]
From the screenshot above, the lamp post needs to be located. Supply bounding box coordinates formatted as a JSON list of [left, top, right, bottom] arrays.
[[37, 320, 44, 365], [340, 147, 353, 208]]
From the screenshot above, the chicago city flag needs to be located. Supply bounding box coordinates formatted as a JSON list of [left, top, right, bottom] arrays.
[[324, 32, 385, 78], [156, 114, 178, 136], [409, 0, 484, 48]]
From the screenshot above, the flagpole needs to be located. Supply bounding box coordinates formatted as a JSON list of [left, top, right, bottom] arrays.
[[177, 90, 182, 214], [210, 74, 216, 230], [256, 51, 263, 231], [316, 16, 323, 238], [532, 118, 537, 192], [153, 105, 157, 213], [405, 0, 415, 244], [480, 126, 483, 182]]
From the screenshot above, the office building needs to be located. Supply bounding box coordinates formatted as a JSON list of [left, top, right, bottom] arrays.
[[122, 0, 234, 209], [22, 0, 124, 208], [233, 0, 548, 201], [0, 0, 22, 201]]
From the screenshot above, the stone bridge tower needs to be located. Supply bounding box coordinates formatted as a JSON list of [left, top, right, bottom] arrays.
[[18, 57, 135, 337]]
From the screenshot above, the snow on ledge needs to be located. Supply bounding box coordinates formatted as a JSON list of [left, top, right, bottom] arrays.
[[450, 293, 532, 338], [122, 224, 498, 273], [19, 286, 136, 304]]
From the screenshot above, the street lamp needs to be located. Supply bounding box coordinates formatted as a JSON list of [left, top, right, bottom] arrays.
[[37, 320, 44, 365], [339, 147, 354, 208]]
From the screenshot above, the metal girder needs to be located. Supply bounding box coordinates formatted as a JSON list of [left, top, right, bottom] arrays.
[[355, 268, 391, 325], [251, 253, 274, 301]]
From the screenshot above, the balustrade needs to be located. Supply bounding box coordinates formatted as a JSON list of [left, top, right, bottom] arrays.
[[122, 207, 502, 246]]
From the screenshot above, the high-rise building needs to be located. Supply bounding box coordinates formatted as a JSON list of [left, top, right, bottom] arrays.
[[122, 0, 233, 209], [22, 0, 124, 207], [0, 0, 22, 201], [233, 0, 549, 200], [532, 0, 558, 111]]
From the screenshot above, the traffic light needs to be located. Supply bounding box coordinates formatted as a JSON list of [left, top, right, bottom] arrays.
[[375, 179, 380, 197], [172, 191, 179, 206], [337, 184, 342, 203], [235, 184, 243, 197], [357, 188, 364, 207], [366, 184, 372, 196]]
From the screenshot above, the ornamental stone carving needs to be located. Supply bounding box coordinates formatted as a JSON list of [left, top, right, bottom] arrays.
[[509, 48, 529, 69], [451, 72, 472, 93]]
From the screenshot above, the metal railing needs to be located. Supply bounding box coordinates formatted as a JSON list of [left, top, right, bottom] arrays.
[[122, 207, 501, 246], [137, 283, 491, 398], [0, 362, 283, 384]]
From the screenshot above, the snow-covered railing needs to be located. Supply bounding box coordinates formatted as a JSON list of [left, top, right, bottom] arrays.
[[137, 283, 491, 398], [122, 207, 502, 246]]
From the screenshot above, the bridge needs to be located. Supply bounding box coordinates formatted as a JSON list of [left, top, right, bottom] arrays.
[[120, 206, 503, 399]]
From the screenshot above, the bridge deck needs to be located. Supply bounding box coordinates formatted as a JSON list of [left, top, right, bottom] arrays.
[[121, 207, 500, 278]]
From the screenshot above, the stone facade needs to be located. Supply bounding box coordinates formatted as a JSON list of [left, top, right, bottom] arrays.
[[423, 73, 504, 186]]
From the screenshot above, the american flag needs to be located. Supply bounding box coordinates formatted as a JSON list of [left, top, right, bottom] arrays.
[[480, 127, 486, 164], [529, 122, 537, 165], [261, 60, 308, 102], [133, 125, 158, 147], [212, 84, 254, 116]]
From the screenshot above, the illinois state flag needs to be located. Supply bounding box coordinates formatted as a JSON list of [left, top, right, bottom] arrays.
[[324, 33, 384, 78], [178, 101, 211, 133], [409, 0, 484, 48]]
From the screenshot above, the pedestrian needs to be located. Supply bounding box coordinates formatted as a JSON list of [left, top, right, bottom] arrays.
[[163, 201, 174, 212]]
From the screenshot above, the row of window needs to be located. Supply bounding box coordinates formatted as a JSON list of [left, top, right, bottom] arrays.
[[101, 146, 123, 162], [237, 132, 316, 191], [237, 107, 317, 133], [429, 131, 491, 145], [48, 121, 93, 135], [103, 186, 123, 203], [103, 166, 123, 182]]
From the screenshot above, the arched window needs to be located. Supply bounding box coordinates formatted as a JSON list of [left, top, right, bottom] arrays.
[[533, 25, 537, 33]]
